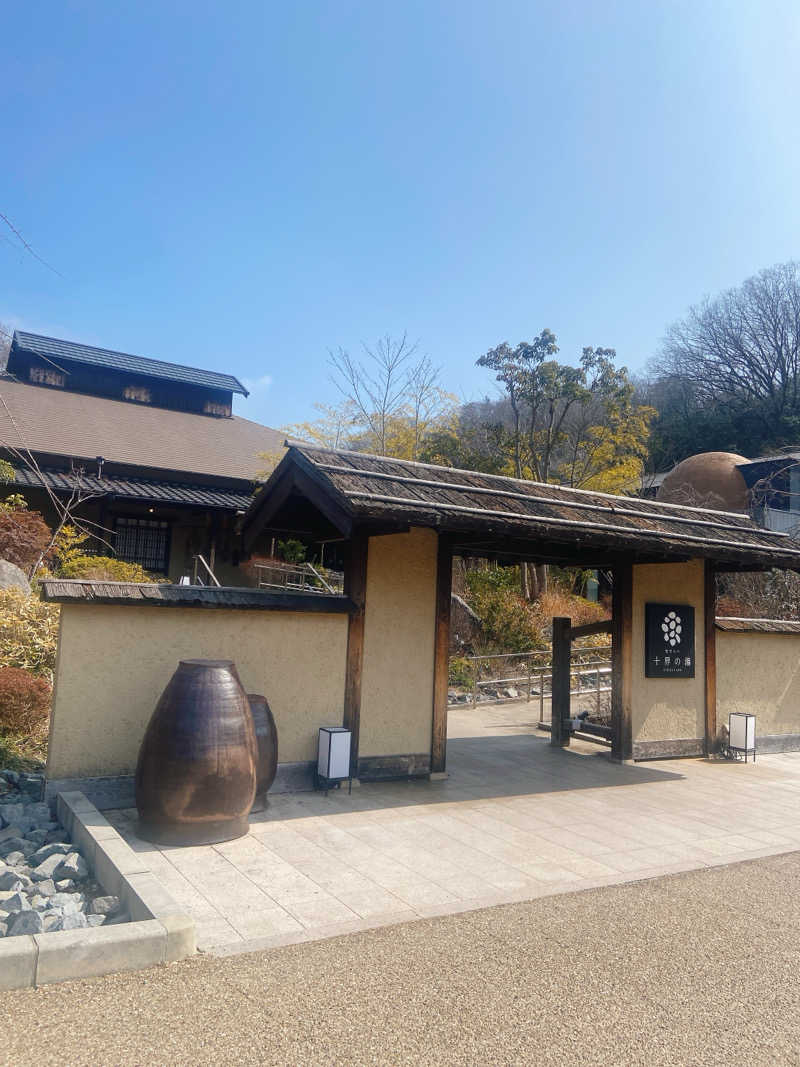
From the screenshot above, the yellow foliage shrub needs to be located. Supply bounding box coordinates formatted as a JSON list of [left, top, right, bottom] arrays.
[[464, 568, 545, 653], [0, 588, 60, 682], [53, 525, 162, 583], [532, 588, 608, 630], [58, 554, 157, 582]]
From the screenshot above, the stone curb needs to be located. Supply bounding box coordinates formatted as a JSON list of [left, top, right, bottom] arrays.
[[1, 792, 196, 989]]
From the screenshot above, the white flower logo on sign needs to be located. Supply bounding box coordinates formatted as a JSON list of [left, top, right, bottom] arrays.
[[661, 611, 682, 647]]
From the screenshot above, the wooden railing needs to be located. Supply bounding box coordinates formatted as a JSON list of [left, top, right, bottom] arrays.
[[552, 617, 613, 748], [252, 560, 345, 595], [448, 641, 612, 724]]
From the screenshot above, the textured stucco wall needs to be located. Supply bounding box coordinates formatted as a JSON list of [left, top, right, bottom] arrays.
[[359, 527, 438, 758], [631, 559, 705, 742], [47, 605, 348, 779], [717, 630, 800, 736]]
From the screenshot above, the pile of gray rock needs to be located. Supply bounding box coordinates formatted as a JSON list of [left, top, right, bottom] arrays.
[[447, 686, 522, 705], [0, 769, 127, 937]]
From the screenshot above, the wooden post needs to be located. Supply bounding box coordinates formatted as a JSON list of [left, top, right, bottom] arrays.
[[430, 537, 453, 774], [539, 668, 545, 723], [704, 560, 717, 756], [343, 529, 369, 778], [611, 561, 633, 761], [551, 617, 571, 748]]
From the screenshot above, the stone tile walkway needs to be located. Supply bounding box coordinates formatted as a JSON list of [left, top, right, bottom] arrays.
[[109, 703, 800, 955]]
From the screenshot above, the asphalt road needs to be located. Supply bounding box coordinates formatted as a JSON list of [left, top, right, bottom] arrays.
[[3, 851, 800, 1066]]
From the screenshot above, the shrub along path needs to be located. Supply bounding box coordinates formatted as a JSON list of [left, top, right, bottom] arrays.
[[2, 850, 800, 1065]]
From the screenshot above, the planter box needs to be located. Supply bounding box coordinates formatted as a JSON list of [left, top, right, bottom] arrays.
[[1, 791, 195, 989]]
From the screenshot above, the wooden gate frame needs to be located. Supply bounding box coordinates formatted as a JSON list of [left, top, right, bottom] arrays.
[[552, 562, 633, 762], [550, 616, 614, 749]]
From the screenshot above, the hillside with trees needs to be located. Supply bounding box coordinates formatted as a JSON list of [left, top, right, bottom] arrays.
[[287, 328, 651, 609], [287, 329, 654, 493], [640, 261, 800, 470], [291, 261, 800, 485], [286, 264, 800, 624]]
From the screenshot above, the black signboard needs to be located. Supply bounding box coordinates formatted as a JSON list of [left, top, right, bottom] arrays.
[[645, 603, 695, 678]]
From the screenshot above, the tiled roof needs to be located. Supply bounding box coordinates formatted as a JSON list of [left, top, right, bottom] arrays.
[[10, 331, 248, 395], [0, 375, 283, 482], [245, 445, 800, 569], [40, 580, 353, 612], [715, 617, 800, 633], [12, 467, 253, 510], [736, 452, 800, 466]]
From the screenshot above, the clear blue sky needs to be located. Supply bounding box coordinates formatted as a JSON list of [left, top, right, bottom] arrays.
[[2, 2, 799, 428]]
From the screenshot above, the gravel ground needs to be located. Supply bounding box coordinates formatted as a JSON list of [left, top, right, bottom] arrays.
[[3, 851, 800, 1066]]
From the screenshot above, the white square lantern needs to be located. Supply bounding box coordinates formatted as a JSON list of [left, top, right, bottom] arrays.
[[728, 713, 756, 762], [317, 727, 353, 794]]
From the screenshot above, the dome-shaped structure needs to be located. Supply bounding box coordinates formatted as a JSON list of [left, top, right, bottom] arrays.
[[657, 452, 750, 512]]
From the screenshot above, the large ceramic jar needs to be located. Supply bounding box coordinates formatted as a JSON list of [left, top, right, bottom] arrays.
[[136, 659, 257, 846], [247, 693, 279, 799]]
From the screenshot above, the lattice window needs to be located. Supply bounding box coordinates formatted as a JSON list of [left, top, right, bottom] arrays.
[[29, 366, 65, 387], [123, 385, 152, 403], [114, 517, 170, 573], [204, 400, 231, 417]]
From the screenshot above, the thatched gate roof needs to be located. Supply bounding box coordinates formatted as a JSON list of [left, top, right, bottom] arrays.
[[243, 446, 800, 571]]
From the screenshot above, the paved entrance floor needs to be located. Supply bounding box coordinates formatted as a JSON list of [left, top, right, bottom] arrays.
[[110, 702, 800, 954], [6, 853, 800, 1065]]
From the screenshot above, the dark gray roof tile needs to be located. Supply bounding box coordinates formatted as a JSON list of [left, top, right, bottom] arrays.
[[12, 467, 253, 510], [11, 331, 248, 395]]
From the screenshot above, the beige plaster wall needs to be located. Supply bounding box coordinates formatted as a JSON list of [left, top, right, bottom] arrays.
[[631, 559, 705, 742], [717, 631, 800, 736], [359, 527, 438, 758], [47, 605, 348, 779]]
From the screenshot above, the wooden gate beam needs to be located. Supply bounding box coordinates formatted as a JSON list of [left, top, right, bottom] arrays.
[[570, 619, 612, 640], [343, 529, 369, 777], [430, 536, 453, 774], [611, 562, 633, 761], [551, 617, 572, 748], [704, 560, 717, 756]]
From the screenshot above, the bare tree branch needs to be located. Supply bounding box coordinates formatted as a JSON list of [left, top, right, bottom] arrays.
[[0, 390, 113, 575], [329, 332, 444, 457], [0, 212, 63, 277], [659, 262, 800, 422]]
